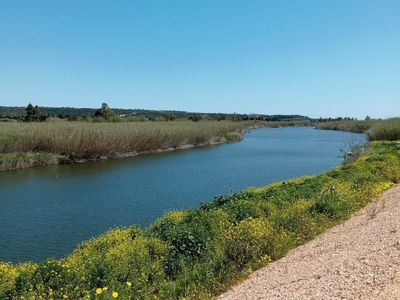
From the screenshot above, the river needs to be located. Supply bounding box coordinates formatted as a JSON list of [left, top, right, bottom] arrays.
[[0, 127, 365, 263]]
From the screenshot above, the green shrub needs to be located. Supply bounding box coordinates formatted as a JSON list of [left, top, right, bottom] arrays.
[[226, 218, 274, 268], [0, 263, 18, 299], [311, 185, 354, 219], [223, 199, 266, 222], [154, 210, 230, 279], [12, 263, 37, 297], [271, 200, 322, 244]]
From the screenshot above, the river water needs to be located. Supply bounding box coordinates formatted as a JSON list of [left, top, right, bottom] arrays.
[[0, 127, 365, 263]]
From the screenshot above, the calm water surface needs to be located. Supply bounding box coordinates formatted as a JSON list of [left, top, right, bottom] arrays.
[[0, 127, 365, 263]]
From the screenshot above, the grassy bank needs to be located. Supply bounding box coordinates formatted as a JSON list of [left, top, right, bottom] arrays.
[[1, 141, 399, 299], [0, 120, 310, 171], [0, 121, 252, 171], [367, 119, 400, 141], [314, 119, 378, 133], [315, 118, 400, 141], [0, 121, 253, 156], [0, 152, 59, 171]]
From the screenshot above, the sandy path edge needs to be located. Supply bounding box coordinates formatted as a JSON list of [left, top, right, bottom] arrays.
[[219, 185, 400, 300]]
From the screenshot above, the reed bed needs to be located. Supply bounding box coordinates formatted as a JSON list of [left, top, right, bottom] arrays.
[[315, 118, 400, 141], [367, 118, 400, 141], [0, 121, 255, 159], [314, 120, 378, 133]]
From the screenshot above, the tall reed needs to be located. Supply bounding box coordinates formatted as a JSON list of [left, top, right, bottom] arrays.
[[367, 118, 400, 141], [0, 121, 253, 158]]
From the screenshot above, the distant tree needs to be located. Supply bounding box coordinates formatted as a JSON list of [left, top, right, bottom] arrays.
[[68, 116, 78, 121], [189, 115, 202, 122], [94, 102, 115, 120], [217, 115, 226, 121], [163, 113, 176, 121], [24, 103, 48, 122], [226, 114, 241, 121], [365, 116, 371, 121]]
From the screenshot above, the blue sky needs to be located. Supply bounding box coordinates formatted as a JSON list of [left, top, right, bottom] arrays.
[[0, 0, 399, 118]]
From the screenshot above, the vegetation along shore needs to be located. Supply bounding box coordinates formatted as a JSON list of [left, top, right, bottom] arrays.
[[1, 104, 398, 172], [315, 118, 400, 140], [1, 140, 399, 299], [0, 120, 313, 172], [0, 104, 311, 172], [0, 121, 252, 171]]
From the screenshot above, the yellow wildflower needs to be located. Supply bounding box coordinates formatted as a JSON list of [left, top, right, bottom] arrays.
[[102, 287, 108, 291], [126, 281, 132, 288], [112, 291, 119, 298], [95, 288, 103, 295]]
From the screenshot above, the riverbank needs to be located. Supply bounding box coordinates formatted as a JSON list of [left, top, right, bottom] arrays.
[[219, 184, 400, 299], [0, 127, 360, 264], [0, 120, 313, 172], [0, 121, 254, 171], [1, 141, 399, 299], [315, 118, 400, 141], [0, 129, 245, 171]]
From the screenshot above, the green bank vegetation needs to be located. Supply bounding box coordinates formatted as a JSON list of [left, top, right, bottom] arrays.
[[0, 152, 59, 172], [367, 118, 400, 141], [0, 119, 311, 171], [0, 102, 312, 171], [315, 118, 400, 141], [0, 121, 253, 171], [1, 141, 399, 299], [315, 119, 378, 133]]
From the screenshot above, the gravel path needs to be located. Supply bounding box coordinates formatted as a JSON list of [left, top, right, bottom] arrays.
[[219, 185, 400, 300]]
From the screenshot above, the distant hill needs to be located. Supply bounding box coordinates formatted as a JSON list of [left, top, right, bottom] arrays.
[[0, 105, 309, 121]]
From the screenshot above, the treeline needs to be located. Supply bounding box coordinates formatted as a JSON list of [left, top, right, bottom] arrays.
[[315, 117, 358, 122], [0, 104, 309, 122]]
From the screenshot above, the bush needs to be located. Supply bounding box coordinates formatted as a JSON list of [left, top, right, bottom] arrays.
[[311, 185, 354, 219], [0, 263, 18, 299], [152, 210, 230, 279], [226, 218, 274, 268], [271, 200, 321, 243]]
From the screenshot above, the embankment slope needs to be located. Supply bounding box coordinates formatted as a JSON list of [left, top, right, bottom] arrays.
[[220, 185, 400, 300]]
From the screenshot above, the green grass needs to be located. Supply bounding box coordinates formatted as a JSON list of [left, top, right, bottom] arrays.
[[1, 142, 399, 299]]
